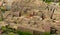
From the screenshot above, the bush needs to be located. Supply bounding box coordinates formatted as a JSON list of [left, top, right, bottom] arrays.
[[17, 30, 32, 35], [1, 26, 33, 35]]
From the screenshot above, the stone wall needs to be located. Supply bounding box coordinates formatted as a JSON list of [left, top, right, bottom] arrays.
[[0, 0, 60, 35]]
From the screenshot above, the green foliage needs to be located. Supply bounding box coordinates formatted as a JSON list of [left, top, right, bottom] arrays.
[[44, 32, 51, 35], [0, 18, 3, 21], [1, 26, 32, 35], [17, 30, 32, 35], [8, 32, 15, 35], [59, 2, 60, 6], [1, 26, 6, 30], [43, 0, 54, 3], [0, 6, 5, 12]]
